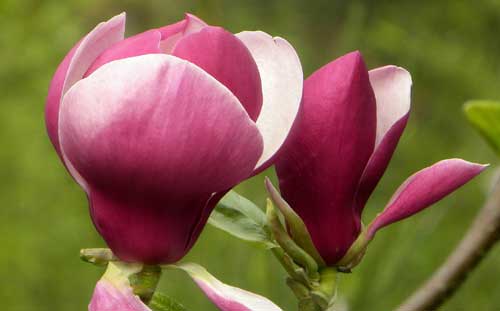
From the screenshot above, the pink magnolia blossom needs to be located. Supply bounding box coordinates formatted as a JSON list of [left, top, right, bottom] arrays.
[[45, 13, 302, 264], [275, 51, 486, 266]]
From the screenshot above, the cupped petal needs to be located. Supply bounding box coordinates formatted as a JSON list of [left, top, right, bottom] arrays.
[[355, 66, 412, 210], [184, 190, 229, 253], [236, 31, 303, 172], [62, 13, 126, 104], [173, 26, 263, 121], [275, 51, 377, 265], [176, 263, 283, 311], [88, 190, 213, 264], [46, 13, 126, 193], [46, 13, 126, 157], [59, 54, 263, 262], [367, 159, 487, 240], [46, 43, 80, 156], [85, 29, 162, 77]]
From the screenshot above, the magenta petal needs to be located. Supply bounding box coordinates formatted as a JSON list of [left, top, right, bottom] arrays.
[[85, 29, 162, 77], [184, 190, 229, 253], [367, 159, 487, 239], [46, 43, 80, 157], [59, 55, 263, 263], [89, 190, 213, 263], [61, 13, 126, 104], [173, 26, 263, 121], [89, 280, 150, 311], [236, 31, 303, 172], [45, 13, 125, 193], [356, 66, 412, 210], [275, 51, 377, 265], [45, 13, 125, 158]]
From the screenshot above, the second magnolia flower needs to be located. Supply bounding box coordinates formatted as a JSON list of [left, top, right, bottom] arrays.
[[275, 51, 486, 266], [45, 13, 303, 264]]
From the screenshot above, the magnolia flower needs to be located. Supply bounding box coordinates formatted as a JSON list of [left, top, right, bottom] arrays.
[[275, 51, 486, 266], [89, 262, 282, 311], [45, 13, 302, 264]]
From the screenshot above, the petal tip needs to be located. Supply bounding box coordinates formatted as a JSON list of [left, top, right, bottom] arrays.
[[109, 12, 127, 27], [344, 50, 364, 64], [331, 50, 368, 75], [371, 64, 413, 87], [442, 158, 489, 172], [184, 12, 203, 22], [264, 176, 277, 195]]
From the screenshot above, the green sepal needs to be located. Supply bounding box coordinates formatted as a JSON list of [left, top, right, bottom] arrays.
[[208, 190, 276, 248], [464, 100, 500, 156], [80, 248, 117, 266], [286, 277, 311, 299], [336, 229, 369, 270], [266, 199, 320, 281], [265, 177, 326, 266], [130, 265, 162, 304], [80, 249, 161, 304], [271, 247, 311, 286]]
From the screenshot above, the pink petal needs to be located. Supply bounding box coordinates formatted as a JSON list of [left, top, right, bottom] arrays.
[[370, 66, 412, 148], [236, 31, 303, 172], [158, 13, 207, 53], [45, 13, 126, 192], [275, 51, 377, 265], [59, 54, 263, 263], [367, 159, 487, 239], [184, 190, 229, 253], [62, 13, 126, 103], [172, 26, 263, 121], [89, 280, 150, 311], [46, 13, 126, 158], [46, 42, 80, 157], [177, 263, 283, 311], [85, 29, 162, 77], [89, 262, 149, 311], [355, 66, 412, 210]]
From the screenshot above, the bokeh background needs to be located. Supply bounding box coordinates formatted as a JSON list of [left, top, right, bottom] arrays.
[[2, 0, 500, 310]]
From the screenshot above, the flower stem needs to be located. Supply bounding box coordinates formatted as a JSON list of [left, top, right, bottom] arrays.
[[129, 265, 162, 304]]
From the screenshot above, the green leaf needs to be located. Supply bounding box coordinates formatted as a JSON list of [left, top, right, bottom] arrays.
[[464, 100, 500, 155], [149, 292, 187, 311], [208, 190, 276, 248]]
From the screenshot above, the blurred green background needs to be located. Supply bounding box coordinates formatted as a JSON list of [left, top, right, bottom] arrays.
[[1, 0, 500, 310]]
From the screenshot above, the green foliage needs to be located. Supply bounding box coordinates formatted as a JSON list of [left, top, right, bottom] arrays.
[[464, 100, 500, 156], [149, 292, 187, 311], [208, 191, 275, 248]]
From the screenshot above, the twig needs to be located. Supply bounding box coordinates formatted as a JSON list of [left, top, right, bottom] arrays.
[[397, 179, 500, 311]]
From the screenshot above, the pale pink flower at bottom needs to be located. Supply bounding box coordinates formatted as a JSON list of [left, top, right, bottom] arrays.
[[88, 262, 282, 311]]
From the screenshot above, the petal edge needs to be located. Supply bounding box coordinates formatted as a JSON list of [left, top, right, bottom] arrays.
[[237, 31, 303, 172], [367, 159, 487, 239], [176, 263, 283, 311]]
